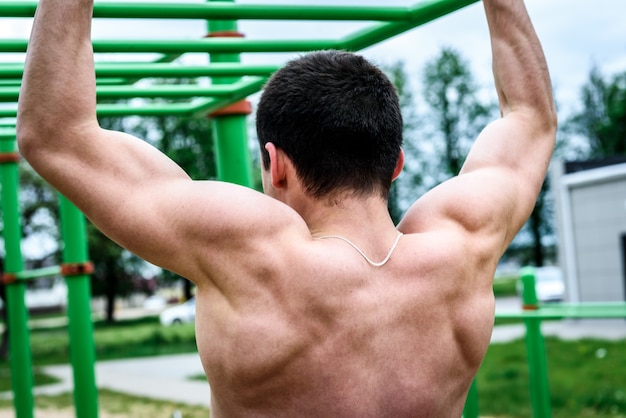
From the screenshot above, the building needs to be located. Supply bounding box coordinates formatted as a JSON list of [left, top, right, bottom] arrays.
[[552, 158, 626, 302]]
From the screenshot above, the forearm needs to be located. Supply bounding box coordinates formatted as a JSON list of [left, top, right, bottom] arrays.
[[17, 0, 97, 157], [483, 0, 556, 128]]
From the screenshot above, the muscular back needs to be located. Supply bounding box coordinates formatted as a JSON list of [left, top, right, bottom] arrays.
[[15, 0, 554, 417], [195, 230, 495, 418]]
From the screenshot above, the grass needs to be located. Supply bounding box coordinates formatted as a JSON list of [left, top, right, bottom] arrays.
[[27, 315, 197, 365], [2, 307, 626, 417], [0, 389, 210, 418], [0, 315, 201, 417], [477, 337, 626, 417], [0, 367, 60, 392]]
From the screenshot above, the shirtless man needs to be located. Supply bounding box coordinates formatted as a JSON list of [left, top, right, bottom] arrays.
[[17, 0, 556, 416]]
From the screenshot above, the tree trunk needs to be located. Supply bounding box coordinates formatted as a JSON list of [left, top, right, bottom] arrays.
[[105, 274, 118, 323]]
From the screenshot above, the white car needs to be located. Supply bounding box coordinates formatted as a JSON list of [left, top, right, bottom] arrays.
[[159, 297, 196, 326], [518, 266, 565, 303]]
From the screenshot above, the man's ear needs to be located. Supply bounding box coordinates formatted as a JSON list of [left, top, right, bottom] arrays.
[[265, 142, 287, 189], [392, 148, 405, 181]]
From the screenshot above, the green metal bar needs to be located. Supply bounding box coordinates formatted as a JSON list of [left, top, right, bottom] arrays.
[[0, 62, 279, 79], [0, 38, 339, 54], [189, 76, 267, 116], [15, 266, 62, 281], [0, 135, 34, 418], [96, 102, 198, 117], [212, 113, 254, 185], [207, 0, 253, 188], [0, 123, 16, 130], [521, 267, 551, 418], [496, 304, 626, 320], [462, 379, 479, 418], [0, 127, 16, 138], [0, 1, 416, 21], [0, 103, 195, 118], [341, 0, 480, 51], [58, 196, 99, 418], [95, 53, 186, 87], [0, 108, 18, 118], [0, 77, 266, 101]]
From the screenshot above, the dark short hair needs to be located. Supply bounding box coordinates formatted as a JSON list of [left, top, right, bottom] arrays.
[[256, 50, 403, 200]]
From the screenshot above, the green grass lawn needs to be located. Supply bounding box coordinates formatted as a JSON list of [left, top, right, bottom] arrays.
[[0, 389, 210, 418], [478, 337, 626, 417], [25, 315, 197, 365], [1, 310, 626, 417]]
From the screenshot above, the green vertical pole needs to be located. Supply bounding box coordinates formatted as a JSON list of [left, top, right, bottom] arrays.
[[521, 267, 551, 418], [58, 196, 99, 418], [462, 379, 479, 418], [0, 136, 34, 418], [207, 0, 254, 187]]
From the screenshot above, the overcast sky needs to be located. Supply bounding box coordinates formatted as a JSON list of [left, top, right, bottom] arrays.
[[2, 0, 625, 121], [237, 0, 626, 118]]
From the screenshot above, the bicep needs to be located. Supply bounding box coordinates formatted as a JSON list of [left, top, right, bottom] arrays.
[[399, 115, 553, 251]]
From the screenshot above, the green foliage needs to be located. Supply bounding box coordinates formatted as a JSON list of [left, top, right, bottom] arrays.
[[567, 67, 626, 158], [382, 61, 418, 223], [386, 48, 497, 218], [421, 47, 496, 180], [493, 276, 519, 297]]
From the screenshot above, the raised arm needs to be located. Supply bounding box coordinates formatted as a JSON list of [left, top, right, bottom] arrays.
[[16, 0, 303, 284], [399, 0, 557, 253]]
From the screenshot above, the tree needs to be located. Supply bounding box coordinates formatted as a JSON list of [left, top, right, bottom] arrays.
[[384, 49, 497, 220], [390, 47, 562, 268], [383, 61, 420, 224], [421, 47, 496, 181], [567, 66, 626, 158]]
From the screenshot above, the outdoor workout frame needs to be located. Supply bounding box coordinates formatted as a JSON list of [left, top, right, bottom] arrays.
[[1, 1, 625, 418], [0, 1, 480, 417]]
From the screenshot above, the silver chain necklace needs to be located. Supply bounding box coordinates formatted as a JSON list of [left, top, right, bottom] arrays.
[[316, 232, 403, 267]]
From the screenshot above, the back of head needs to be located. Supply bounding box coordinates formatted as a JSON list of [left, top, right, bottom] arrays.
[[256, 50, 403, 200]]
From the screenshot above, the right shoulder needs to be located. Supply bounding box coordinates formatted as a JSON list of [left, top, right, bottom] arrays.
[[114, 178, 311, 289]]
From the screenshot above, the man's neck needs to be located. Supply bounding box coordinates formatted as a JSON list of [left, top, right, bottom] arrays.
[[297, 193, 397, 239]]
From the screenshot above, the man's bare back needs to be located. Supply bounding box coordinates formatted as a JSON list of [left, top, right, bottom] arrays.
[[17, 0, 556, 416], [196, 229, 495, 417]]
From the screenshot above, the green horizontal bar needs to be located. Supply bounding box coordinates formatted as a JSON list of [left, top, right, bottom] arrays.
[[15, 266, 62, 281], [0, 1, 414, 21], [343, 0, 480, 51], [95, 102, 196, 117], [0, 127, 16, 139], [496, 303, 626, 320], [189, 76, 267, 116], [0, 104, 192, 118], [0, 77, 266, 101], [0, 38, 338, 54], [0, 62, 280, 79], [96, 73, 265, 117], [0, 108, 18, 118], [96, 78, 132, 86]]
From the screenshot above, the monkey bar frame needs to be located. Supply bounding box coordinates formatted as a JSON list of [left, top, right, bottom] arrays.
[[0, 1, 481, 417]]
